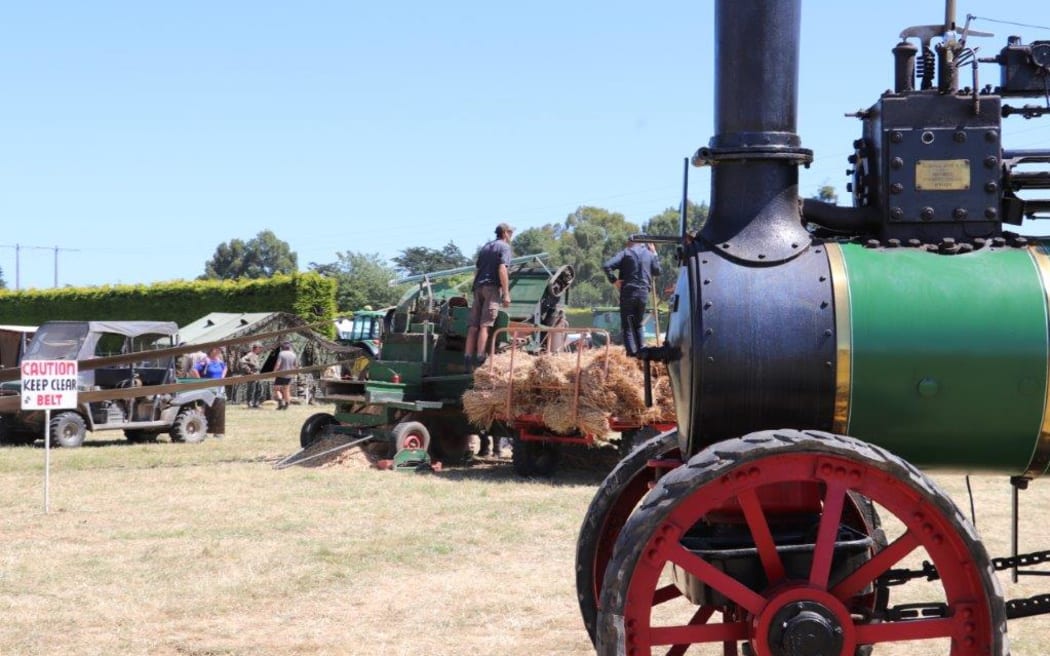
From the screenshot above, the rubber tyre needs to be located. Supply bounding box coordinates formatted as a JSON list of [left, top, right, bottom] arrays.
[[577, 429, 679, 645], [300, 412, 337, 448], [511, 437, 560, 477], [50, 412, 87, 448], [391, 421, 430, 452], [170, 408, 208, 444]]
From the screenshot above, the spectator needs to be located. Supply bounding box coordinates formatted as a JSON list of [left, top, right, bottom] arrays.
[[194, 347, 228, 438], [273, 341, 298, 410], [239, 343, 264, 408]]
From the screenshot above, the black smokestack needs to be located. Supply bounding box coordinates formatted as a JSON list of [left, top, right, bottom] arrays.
[[698, 0, 811, 263]]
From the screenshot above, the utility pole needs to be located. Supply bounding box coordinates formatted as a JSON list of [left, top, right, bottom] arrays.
[[0, 243, 80, 290]]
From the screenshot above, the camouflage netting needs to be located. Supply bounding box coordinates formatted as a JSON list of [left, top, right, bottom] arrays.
[[462, 346, 675, 437]]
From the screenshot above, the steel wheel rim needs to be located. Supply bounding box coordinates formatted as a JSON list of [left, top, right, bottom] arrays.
[[611, 449, 999, 656], [401, 432, 424, 450]]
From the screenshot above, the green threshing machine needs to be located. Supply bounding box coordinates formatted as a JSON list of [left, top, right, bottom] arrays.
[[297, 253, 575, 470]]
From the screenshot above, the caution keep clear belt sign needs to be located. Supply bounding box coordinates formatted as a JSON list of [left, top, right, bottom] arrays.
[[20, 360, 78, 410]]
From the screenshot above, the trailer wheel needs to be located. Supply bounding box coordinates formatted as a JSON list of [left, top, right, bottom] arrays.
[[170, 408, 208, 444], [576, 429, 680, 645], [511, 437, 560, 477], [50, 412, 87, 448], [595, 430, 1007, 656], [300, 412, 337, 448], [391, 421, 430, 452]]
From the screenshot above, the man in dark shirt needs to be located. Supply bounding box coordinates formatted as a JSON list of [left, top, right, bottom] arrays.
[[465, 222, 514, 372], [602, 239, 661, 357]]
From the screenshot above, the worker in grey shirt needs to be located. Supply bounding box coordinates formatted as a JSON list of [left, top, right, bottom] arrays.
[[602, 239, 661, 357], [273, 341, 298, 410], [465, 222, 513, 372]]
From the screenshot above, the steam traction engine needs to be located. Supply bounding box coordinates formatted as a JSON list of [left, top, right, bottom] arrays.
[[577, 1, 1050, 654]]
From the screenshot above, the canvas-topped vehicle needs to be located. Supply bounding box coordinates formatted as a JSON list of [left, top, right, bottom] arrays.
[[0, 321, 219, 447]]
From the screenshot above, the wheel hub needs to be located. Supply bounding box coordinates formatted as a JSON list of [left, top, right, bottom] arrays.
[[767, 601, 844, 656], [752, 587, 855, 656]]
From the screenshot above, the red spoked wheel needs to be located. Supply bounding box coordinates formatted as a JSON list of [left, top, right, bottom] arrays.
[[596, 430, 1006, 656], [576, 429, 682, 644]]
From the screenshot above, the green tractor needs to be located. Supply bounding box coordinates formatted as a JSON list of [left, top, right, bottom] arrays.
[[334, 308, 388, 358], [299, 253, 575, 469]]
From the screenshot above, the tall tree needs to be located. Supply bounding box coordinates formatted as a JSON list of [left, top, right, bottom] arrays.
[[201, 230, 298, 280], [555, 206, 639, 306], [641, 200, 709, 295], [511, 224, 561, 259], [392, 241, 470, 277], [812, 183, 838, 204], [310, 252, 405, 312]]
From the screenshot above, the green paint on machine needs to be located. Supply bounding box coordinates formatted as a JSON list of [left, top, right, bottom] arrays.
[[840, 242, 1048, 473]]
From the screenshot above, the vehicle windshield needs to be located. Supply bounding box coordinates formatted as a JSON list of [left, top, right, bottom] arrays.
[[340, 316, 380, 342], [23, 323, 90, 360]]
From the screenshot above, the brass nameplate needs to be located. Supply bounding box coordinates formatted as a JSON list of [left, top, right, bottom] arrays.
[[915, 159, 970, 191]]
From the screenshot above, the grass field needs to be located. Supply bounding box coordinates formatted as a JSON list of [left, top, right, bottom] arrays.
[[1, 403, 1048, 655]]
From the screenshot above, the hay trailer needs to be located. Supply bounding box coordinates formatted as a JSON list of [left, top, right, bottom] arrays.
[[296, 253, 575, 471], [474, 325, 677, 477]]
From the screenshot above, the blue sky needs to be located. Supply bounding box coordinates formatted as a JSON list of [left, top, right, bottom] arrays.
[[3, 1, 1049, 290]]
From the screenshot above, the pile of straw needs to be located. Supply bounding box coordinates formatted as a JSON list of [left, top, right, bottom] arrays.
[[462, 346, 675, 437]]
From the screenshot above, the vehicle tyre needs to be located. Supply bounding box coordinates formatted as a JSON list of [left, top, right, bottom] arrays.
[[595, 430, 1007, 656], [170, 408, 208, 444], [511, 437, 560, 477], [50, 412, 87, 448], [300, 412, 337, 448], [576, 429, 680, 645], [391, 421, 430, 452]]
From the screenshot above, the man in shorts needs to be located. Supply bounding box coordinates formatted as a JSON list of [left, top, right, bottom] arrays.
[[465, 222, 513, 373], [273, 341, 298, 410]]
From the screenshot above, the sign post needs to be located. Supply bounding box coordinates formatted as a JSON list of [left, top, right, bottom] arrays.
[[20, 359, 79, 513]]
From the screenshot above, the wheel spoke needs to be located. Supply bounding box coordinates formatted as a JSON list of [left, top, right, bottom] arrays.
[[664, 606, 716, 655], [649, 620, 747, 647], [667, 542, 765, 615], [737, 487, 786, 585], [652, 583, 684, 607], [809, 479, 847, 589], [855, 617, 955, 643], [831, 530, 919, 600]]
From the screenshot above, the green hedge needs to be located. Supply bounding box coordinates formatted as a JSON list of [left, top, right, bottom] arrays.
[[0, 274, 337, 337]]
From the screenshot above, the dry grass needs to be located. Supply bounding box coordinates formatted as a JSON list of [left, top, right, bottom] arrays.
[[0, 405, 1048, 655]]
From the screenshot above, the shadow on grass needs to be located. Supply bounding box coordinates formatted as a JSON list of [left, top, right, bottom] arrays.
[[431, 443, 620, 488]]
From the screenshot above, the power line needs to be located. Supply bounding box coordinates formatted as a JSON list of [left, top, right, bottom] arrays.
[[0, 244, 81, 291]]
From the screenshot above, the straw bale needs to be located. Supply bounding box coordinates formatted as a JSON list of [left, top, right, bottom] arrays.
[[462, 388, 506, 430], [541, 399, 578, 434], [462, 344, 677, 436]]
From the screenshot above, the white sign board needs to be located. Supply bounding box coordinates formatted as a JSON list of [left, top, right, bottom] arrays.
[[20, 360, 79, 410]]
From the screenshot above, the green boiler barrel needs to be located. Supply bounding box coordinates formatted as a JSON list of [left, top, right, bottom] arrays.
[[826, 241, 1050, 477]]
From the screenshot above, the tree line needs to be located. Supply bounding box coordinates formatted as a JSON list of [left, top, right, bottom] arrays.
[[197, 203, 710, 312]]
